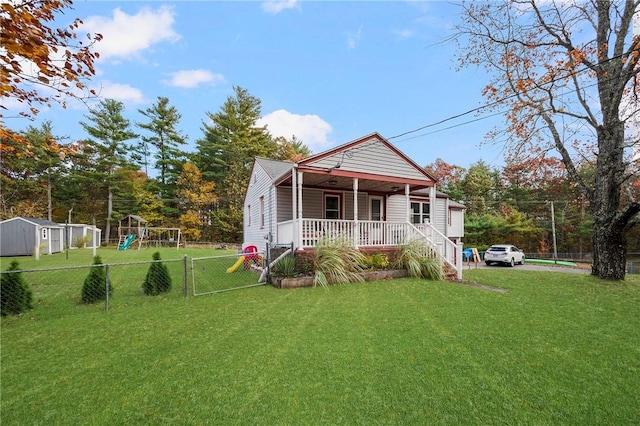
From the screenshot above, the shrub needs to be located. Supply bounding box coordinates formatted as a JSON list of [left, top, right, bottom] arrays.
[[81, 255, 109, 304], [72, 234, 92, 249], [395, 239, 444, 280], [0, 261, 33, 316], [362, 252, 390, 270], [143, 252, 172, 296], [271, 256, 297, 278], [313, 236, 366, 287]]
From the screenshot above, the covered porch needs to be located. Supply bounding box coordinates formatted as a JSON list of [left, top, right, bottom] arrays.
[[277, 217, 463, 278]]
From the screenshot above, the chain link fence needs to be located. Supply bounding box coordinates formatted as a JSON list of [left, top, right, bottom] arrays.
[[0, 250, 275, 319], [190, 251, 266, 295], [0, 257, 189, 319]]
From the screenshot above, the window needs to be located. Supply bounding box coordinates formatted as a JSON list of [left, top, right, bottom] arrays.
[[41, 227, 48, 240], [247, 205, 251, 227], [410, 202, 430, 224], [259, 196, 265, 228], [325, 194, 341, 220]]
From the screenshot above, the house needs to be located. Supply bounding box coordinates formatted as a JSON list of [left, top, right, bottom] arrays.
[[64, 223, 102, 249], [0, 217, 64, 257], [243, 132, 465, 278]]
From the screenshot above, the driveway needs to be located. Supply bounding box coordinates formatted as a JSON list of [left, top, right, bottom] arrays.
[[465, 262, 591, 274]]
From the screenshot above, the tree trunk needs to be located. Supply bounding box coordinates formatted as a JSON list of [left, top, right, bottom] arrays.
[[591, 220, 627, 280], [105, 187, 113, 244], [590, 122, 627, 280]]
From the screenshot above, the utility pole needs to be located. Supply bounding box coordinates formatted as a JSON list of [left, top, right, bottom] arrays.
[[550, 201, 558, 263]]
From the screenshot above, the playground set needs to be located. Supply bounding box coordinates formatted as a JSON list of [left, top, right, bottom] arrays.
[[117, 214, 182, 251], [226, 245, 262, 273]]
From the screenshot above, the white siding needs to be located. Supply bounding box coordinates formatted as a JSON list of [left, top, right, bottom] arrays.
[[243, 163, 276, 250], [448, 209, 465, 238], [435, 198, 447, 235], [386, 194, 408, 222], [307, 138, 429, 181], [276, 186, 293, 222]]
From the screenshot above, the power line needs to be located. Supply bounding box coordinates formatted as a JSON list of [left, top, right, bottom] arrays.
[[387, 45, 640, 142]]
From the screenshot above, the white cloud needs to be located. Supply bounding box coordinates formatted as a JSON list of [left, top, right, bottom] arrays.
[[165, 69, 226, 89], [393, 29, 414, 39], [258, 109, 333, 153], [347, 26, 363, 50], [261, 0, 300, 15], [93, 81, 146, 105], [81, 6, 181, 60]]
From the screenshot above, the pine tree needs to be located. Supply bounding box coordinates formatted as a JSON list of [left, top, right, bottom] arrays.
[[81, 255, 109, 304], [142, 252, 172, 295], [80, 99, 139, 244], [0, 261, 33, 316]]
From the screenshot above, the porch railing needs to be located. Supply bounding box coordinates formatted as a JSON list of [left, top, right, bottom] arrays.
[[277, 219, 460, 274]]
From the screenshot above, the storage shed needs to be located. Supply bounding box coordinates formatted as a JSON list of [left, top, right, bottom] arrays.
[[0, 217, 64, 257], [64, 223, 101, 249]]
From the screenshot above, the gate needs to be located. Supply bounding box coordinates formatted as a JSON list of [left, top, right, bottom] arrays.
[[191, 249, 266, 296]]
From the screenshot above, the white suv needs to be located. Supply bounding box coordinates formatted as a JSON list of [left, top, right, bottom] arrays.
[[484, 244, 525, 267]]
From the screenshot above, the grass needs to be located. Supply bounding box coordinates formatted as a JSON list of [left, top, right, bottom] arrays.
[[2, 266, 640, 424]]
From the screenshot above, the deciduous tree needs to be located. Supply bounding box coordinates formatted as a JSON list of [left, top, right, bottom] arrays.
[[0, 0, 101, 119], [456, 0, 640, 279]]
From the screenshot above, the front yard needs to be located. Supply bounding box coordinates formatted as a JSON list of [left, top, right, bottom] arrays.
[[2, 269, 639, 424]]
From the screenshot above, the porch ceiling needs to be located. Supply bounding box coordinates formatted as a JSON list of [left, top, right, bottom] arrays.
[[277, 172, 431, 193]]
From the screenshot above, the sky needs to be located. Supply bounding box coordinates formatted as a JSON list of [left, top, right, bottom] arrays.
[[3, 0, 507, 171]]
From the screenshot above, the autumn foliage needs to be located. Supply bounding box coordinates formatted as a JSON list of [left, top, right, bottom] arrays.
[[0, 0, 102, 118]]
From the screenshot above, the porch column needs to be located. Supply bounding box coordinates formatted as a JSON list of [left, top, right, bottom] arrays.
[[292, 169, 298, 248], [297, 171, 304, 249], [405, 184, 410, 222], [429, 185, 436, 225], [353, 178, 359, 247]]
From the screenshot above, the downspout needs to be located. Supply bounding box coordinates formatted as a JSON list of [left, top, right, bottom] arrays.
[[297, 171, 304, 249], [353, 178, 359, 247], [35, 225, 40, 260]]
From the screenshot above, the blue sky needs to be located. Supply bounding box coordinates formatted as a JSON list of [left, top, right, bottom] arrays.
[[4, 0, 506, 170]]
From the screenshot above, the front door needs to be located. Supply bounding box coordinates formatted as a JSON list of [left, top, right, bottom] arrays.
[[369, 196, 384, 244]]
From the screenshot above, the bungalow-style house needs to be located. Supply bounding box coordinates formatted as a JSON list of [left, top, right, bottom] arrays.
[[243, 132, 465, 278], [0, 217, 64, 257], [64, 223, 101, 249]]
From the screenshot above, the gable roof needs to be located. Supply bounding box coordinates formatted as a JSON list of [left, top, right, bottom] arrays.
[[255, 157, 295, 182], [0, 217, 63, 228], [297, 132, 437, 186]]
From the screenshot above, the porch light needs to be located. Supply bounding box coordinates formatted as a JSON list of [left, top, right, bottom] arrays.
[[329, 178, 338, 186], [391, 186, 399, 192]]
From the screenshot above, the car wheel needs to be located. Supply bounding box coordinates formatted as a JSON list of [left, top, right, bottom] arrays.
[[520, 258, 525, 265], [509, 258, 515, 267], [485, 261, 492, 266]]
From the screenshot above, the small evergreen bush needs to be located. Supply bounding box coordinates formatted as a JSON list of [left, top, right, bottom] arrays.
[[1, 261, 33, 316], [143, 252, 172, 295], [81, 255, 109, 304]]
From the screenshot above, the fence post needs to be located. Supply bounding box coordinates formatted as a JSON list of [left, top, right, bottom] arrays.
[[183, 255, 188, 297], [265, 242, 271, 285], [105, 264, 110, 311]]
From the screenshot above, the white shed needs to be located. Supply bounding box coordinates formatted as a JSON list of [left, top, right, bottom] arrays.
[[63, 223, 102, 249], [0, 217, 64, 257]]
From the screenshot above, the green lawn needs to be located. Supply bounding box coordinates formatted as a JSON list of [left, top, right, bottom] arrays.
[[2, 267, 639, 424]]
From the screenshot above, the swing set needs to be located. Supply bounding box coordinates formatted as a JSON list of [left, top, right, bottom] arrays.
[[117, 215, 182, 250]]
